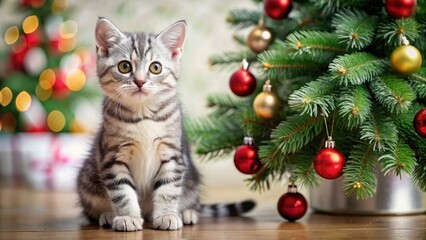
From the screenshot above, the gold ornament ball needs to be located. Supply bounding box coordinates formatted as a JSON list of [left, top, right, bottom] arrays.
[[247, 26, 273, 53], [390, 45, 422, 75], [253, 91, 282, 119]]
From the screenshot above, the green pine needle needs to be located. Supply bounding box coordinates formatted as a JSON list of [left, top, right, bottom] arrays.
[[259, 48, 328, 79], [291, 146, 320, 188], [343, 141, 378, 200], [409, 67, 426, 98], [337, 85, 372, 129], [359, 111, 398, 151], [206, 93, 247, 118], [329, 52, 388, 86], [209, 51, 257, 68], [377, 18, 421, 48], [332, 9, 377, 50], [310, 0, 368, 15], [270, 114, 324, 154], [379, 141, 417, 177], [227, 9, 260, 29], [288, 74, 337, 117], [185, 117, 244, 159], [285, 31, 347, 62], [369, 74, 416, 114]]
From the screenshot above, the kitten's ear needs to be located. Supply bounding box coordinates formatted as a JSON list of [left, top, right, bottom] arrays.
[[157, 20, 187, 59], [95, 18, 123, 57]]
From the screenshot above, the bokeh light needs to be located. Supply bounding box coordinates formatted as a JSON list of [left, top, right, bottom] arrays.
[[58, 37, 76, 52], [60, 20, 78, 39], [47, 110, 65, 132], [0, 87, 13, 107], [51, 0, 68, 14], [39, 68, 56, 89], [36, 84, 52, 101], [22, 15, 39, 34], [16, 91, 32, 112], [66, 69, 86, 91], [70, 118, 87, 133], [4, 26, 19, 45]]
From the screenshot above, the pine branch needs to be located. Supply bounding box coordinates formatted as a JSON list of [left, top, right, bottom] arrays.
[[413, 156, 426, 192], [369, 74, 416, 114], [393, 103, 426, 191], [258, 142, 290, 170], [408, 67, 426, 98], [285, 31, 347, 62], [291, 144, 321, 188], [337, 85, 372, 129], [245, 167, 277, 192], [359, 111, 398, 152], [242, 110, 277, 138], [208, 51, 257, 68], [310, 0, 368, 15], [226, 9, 260, 29], [331, 9, 377, 50], [379, 141, 416, 177], [328, 52, 388, 86], [270, 114, 324, 155], [377, 18, 421, 48], [185, 117, 244, 159], [343, 141, 378, 200], [259, 49, 328, 80], [206, 93, 248, 118], [288, 74, 337, 117]]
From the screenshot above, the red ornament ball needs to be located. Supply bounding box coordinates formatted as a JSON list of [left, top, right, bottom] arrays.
[[24, 30, 42, 48], [234, 144, 262, 174], [414, 108, 426, 138], [277, 191, 307, 222], [264, 0, 293, 20], [314, 148, 345, 179], [229, 69, 256, 97], [385, 0, 417, 19]]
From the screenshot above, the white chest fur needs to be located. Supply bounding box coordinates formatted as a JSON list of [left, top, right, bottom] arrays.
[[126, 120, 179, 195]]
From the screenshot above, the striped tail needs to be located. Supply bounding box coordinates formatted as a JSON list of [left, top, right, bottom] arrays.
[[199, 200, 256, 217]]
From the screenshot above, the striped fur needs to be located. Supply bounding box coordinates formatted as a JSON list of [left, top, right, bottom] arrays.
[[77, 18, 254, 232]]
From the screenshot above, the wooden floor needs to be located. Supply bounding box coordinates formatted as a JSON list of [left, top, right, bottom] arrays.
[[0, 184, 425, 240]]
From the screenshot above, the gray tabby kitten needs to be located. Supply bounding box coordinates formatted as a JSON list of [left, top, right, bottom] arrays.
[[77, 18, 255, 232]]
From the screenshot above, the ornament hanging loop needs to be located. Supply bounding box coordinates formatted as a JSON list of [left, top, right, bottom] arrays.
[[242, 59, 249, 70], [263, 80, 272, 91], [324, 136, 335, 149], [244, 136, 254, 145], [399, 35, 410, 46]]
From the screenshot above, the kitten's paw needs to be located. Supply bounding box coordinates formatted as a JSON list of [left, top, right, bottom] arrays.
[[182, 209, 199, 225], [153, 214, 183, 230], [99, 212, 116, 227], [112, 216, 144, 232]]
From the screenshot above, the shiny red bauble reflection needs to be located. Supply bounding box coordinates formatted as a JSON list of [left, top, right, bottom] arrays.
[[234, 144, 262, 174], [229, 69, 256, 97], [264, 0, 293, 20], [385, 0, 417, 19], [314, 148, 346, 179], [414, 108, 426, 138], [277, 191, 308, 222]]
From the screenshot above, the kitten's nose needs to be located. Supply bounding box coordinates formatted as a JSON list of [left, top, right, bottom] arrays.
[[134, 80, 145, 88]]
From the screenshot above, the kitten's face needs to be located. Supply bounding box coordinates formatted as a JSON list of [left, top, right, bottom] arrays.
[[95, 19, 186, 107]]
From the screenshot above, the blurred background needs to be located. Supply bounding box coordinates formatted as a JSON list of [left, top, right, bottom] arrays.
[[0, 0, 285, 208]]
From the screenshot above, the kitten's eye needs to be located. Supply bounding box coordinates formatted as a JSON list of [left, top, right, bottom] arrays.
[[149, 62, 162, 75], [118, 61, 132, 73]]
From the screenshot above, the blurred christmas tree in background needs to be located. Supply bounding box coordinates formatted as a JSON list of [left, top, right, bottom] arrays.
[[0, 0, 98, 133], [188, 0, 426, 215]]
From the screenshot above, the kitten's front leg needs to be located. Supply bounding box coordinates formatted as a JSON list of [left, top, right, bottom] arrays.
[[102, 143, 143, 231], [152, 145, 185, 230]]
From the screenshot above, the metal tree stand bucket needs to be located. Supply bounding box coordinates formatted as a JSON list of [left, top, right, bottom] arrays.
[[310, 172, 426, 215]]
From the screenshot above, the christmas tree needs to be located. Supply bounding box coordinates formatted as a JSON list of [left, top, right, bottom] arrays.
[[0, 0, 97, 133], [187, 0, 426, 207]]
